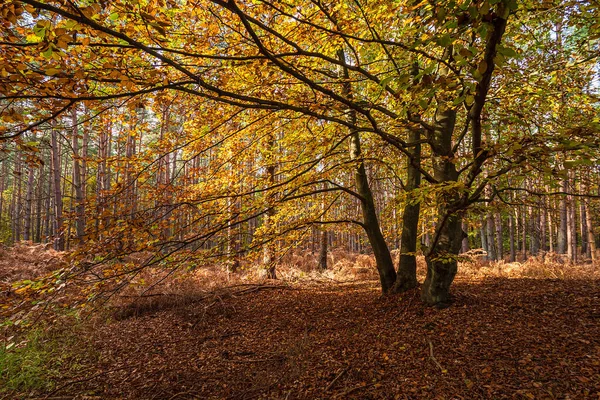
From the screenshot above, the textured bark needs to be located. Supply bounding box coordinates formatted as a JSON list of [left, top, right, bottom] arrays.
[[24, 162, 35, 241], [509, 213, 516, 262], [580, 199, 587, 256], [72, 107, 86, 244], [480, 216, 488, 255], [318, 229, 328, 270], [566, 173, 576, 262], [50, 126, 64, 250], [261, 132, 276, 279], [461, 221, 470, 254], [557, 180, 568, 254], [585, 199, 596, 262], [393, 128, 421, 293], [422, 108, 461, 306], [338, 49, 396, 293], [494, 213, 503, 260], [486, 214, 496, 261]]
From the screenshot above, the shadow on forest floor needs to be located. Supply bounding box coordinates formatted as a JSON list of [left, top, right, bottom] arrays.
[[9, 275, 598, 400]]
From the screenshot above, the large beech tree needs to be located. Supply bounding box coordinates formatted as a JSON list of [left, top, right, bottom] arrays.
[[1, 0, 598, 306]]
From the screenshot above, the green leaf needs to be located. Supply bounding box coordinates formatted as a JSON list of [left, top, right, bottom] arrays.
[[42, 47, 53, 59], [379, 76, 395, 89]]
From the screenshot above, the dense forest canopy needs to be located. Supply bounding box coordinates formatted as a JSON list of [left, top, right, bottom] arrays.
[[0, 0, 599, 306]]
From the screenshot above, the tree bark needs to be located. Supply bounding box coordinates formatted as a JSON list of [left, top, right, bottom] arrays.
[[486, 214, 496, 261], [509, 212, 516, 262], [24, 161, 35, 242], [557, 180, 568, 254], [422, 108, 462, 306], [338, 49, 396, 293], [72, 107, 86, 244], [50, 125, 65, 250], [392, 128, 421, 293]]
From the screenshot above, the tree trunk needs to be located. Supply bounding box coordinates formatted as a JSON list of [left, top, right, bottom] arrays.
[[24, 162, 35, 242], [338, 49, 396, 293], [494, 213, 503, 260], [422, 108, 462, 306], [585, 198, 596, 263], [480, 216, 488, 255], [509, 212, 516, 262], [486, 214, 496, 261], [393, 128, 421, 293], [50, 125, 64, 250], [461, 221, 470, 254], [318, 229, 328, 270], [557, 180, 568, 254], [72, 107, 86, 244], [261, 132, 277, 279]]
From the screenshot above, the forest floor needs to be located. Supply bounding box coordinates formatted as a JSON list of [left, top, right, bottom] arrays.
[[1, 244, 600, 399]]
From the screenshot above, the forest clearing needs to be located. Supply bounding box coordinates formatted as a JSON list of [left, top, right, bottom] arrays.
[[1, 0, 600, 398], [1, 243, 600, 399]]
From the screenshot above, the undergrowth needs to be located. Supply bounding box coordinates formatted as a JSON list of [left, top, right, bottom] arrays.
[[0, 317, 96, 396]]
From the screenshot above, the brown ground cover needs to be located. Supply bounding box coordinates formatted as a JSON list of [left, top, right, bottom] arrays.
[[1, 245, 599, 399], [41, 278, 600, 400]]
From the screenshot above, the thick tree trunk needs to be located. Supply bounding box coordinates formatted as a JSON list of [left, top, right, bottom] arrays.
[[393, 128, 421, 293], [338, 49, 396, 293], [422, 108, 462, 306]]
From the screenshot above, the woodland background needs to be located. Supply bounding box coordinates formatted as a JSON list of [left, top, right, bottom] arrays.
[[0, 0, 599, 398]]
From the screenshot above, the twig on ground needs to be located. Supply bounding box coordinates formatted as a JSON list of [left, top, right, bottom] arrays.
[[335, 382, 375, 398], [428, 338, 445, 373], [326, 366, 350, 391], [44, 365, 132, 398]]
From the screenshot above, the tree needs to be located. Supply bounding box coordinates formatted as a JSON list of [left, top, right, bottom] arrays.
[[1, 0, 598, 306]]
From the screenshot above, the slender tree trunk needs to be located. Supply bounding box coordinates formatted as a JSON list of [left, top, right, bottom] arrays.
[[522, 207, 527, 260], [557, 180, 568, 254], [24, 162, 35, 242], [494, 213, 503, 260], [585, 198, 596, 263], [480, 216, 488, 255], [50, 125, 64, 250], [35, 159, 44, 243], [393, 128, 421, 293], [338, 49, 396, 293], [486, 214, 496, 261], [318, 229, 328, 270], [461, 221, 470, 254], [531, 206, 540, 256], [72, 107, 86, 244], [14, 154, 23, 242], [509, 213, 516, 262], [261, 132, 277, 278], [567, 172, 576, 262]]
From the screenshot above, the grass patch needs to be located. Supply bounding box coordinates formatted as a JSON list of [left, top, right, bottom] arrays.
[[0, 319, 96, 396]]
